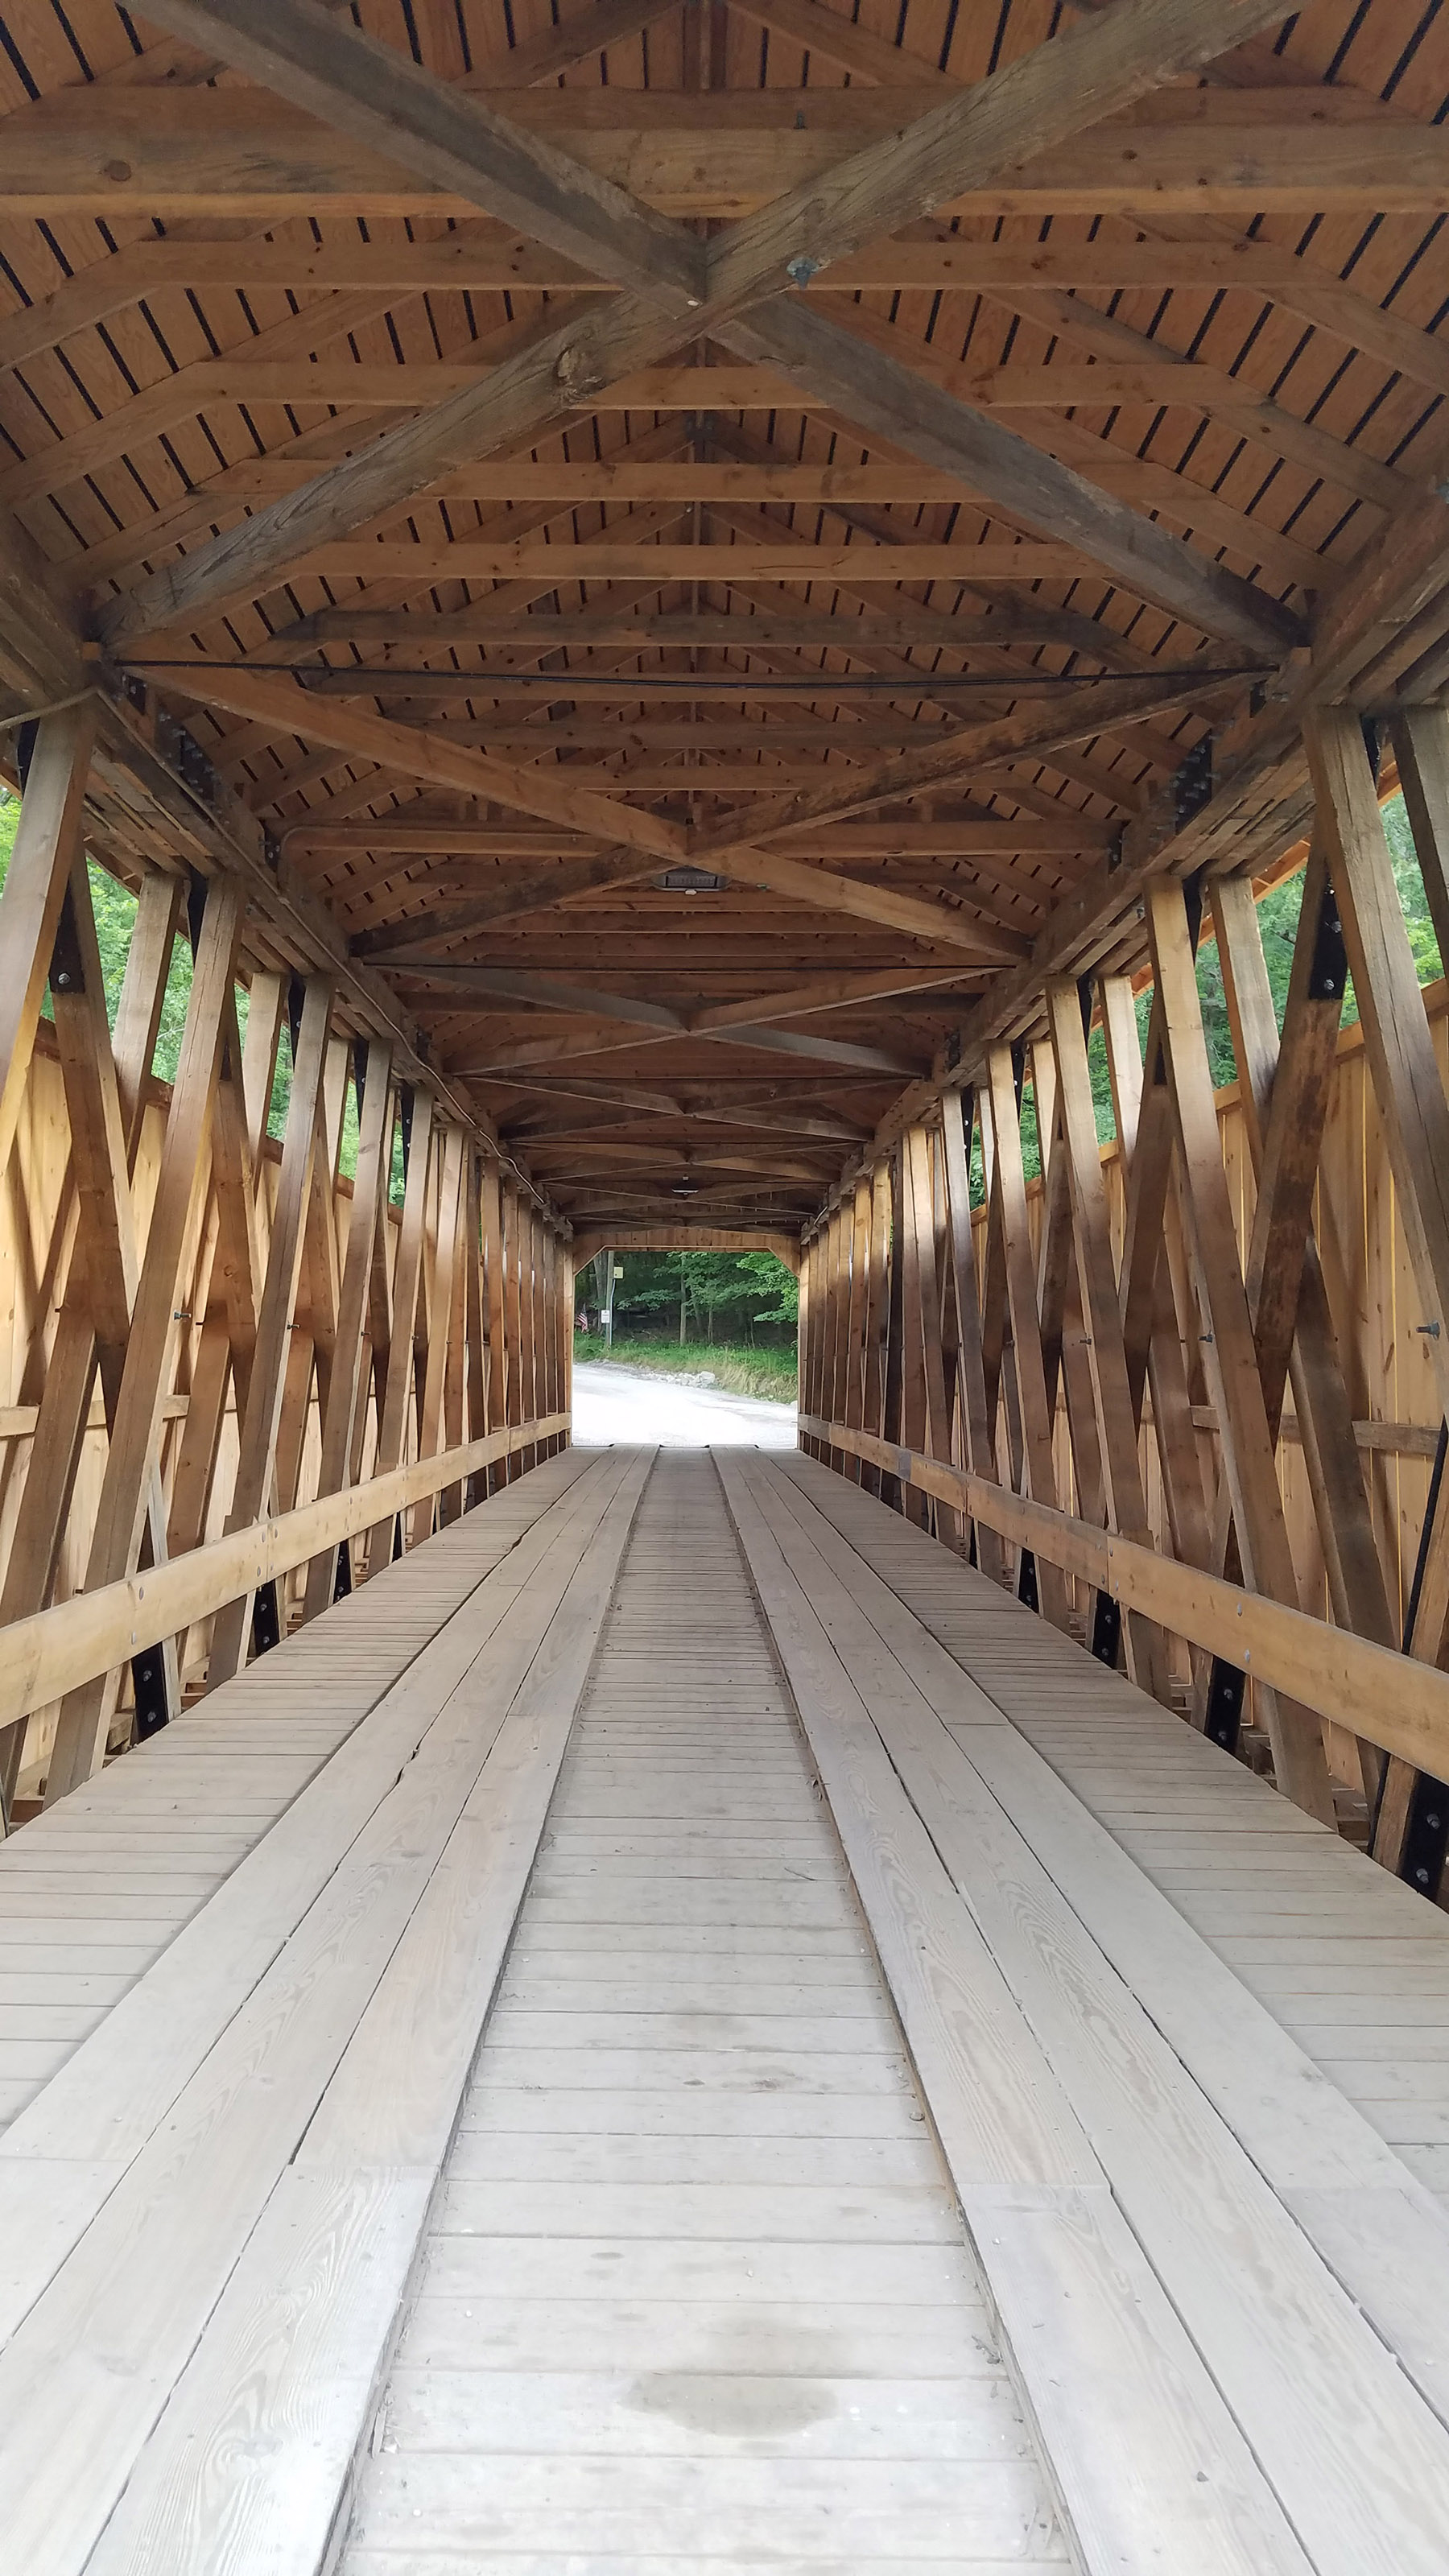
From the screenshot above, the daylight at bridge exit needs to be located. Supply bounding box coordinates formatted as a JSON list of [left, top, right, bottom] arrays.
[[6, 0, 1449, 2568]]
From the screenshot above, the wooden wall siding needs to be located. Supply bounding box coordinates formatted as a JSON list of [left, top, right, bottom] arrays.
[[0, 1017, 571, 1820], [803, 967, 1449, 1846]]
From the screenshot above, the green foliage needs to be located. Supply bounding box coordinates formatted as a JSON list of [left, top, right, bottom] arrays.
[[0, 790, 363, 1176], [573, 1332, 797, 1403], [581, 1247, 799, 1342], [963, 788, 1445, 1207]]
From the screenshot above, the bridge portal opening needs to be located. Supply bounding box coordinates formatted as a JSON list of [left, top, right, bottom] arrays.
[[571, 1236, 799, 1447]]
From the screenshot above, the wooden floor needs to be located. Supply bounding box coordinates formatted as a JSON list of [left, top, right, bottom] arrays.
[[0, 1447, 597, 2133], [343, 1450, 1067, 2573], [4, 1444, 1449, 2574]]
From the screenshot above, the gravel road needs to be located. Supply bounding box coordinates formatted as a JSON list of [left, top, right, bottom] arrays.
[[571, 1359, 798, 1449]]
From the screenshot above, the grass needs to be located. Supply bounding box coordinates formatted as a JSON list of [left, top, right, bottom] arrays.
[[574, 1335, 797, 1404]]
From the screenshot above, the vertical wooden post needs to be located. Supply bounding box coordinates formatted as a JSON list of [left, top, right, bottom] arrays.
[[461, 1150, 489, 1504], [300, 1039, 394, 1620], [841, 1174, 873, 1483], [502, 1179, 524, 1480], [795, 1234, 810, 1453], [521, 1199, 540, 1468], [1047, 980, 1171, 1699], [799, 1229, 823, 1458], [547, 1226, 565, 1448], [363, 1087, 435, 1570], [206, 976, 333, 1686], [821, 1207, 847, 1472], [439, 1162, 469, 1521], [409, 1123, 466, 1549], [982, 1047, 1071, 1629], [939, 1089, 1005, 1582], [976, 1092, 1009, 1480], [0, 704, 97, 1185], [1032, 1043, 1072, 1426], [1307, 712, 1449, 1417], [856, 1161, 892, 1494], [483, 1158, 508, 1485], [1212, 862, 1396, 1808], [902, 1125, 960, 1543], [561, 1229, 574, 1445], [1100, 977, 1212, 1581], [532, 1220, 552, 1463], [1146, 881, 1335, 1823], [881, 1158, 903, 1492], [43, 876, 245, 1802]]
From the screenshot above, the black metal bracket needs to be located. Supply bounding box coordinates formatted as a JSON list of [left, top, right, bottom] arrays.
[[1203, 1657, 1248, 1755], [1182, 867, 1206, 957], [1018, 1548, 1039, 1613], [1173, 734, 1214, 832], [250, 1580, 283, 1657], [332, 1540, 353, 1602], [47, 881, 87, 1001], [130, 1645, 171, 1741], [155, 707, 222, 811], [1389, 1415, 1449, 1899], [184, 869, 208, 962], [1306, 875, 1348, 1005], [1398, 1774, 1449, 1902], [1089, 1591, 1122, 1669]]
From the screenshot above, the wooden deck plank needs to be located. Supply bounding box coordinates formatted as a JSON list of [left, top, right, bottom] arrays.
[[0, 1447, 597, 2137], [718, 1451, 1314, 2576], [781, 1457, 1449, 2131], [339, 1451, 1070, 2576], [740, 1456, 1449, 2570], [19, 1447, 1448, 2576], [0, 1450, 646, 2576]]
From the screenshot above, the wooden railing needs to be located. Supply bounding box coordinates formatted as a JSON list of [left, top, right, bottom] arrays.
[[795, 726, 1449, 1879], [0, 705, 576, 1812], [0, 1414, 569, 1742], [799, 1414, 1449, 1784]]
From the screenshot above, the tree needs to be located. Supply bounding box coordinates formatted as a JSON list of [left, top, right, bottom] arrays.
[[603, 1249, 798, 1344]]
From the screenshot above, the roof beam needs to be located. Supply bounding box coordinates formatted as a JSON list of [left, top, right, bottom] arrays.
[[454, 1010, 921, 1077], [142, 663, 1198, 964], [98, 0, 1302, 654], [12, 95, 1445, 224], [283, 599, 1132, 660], [720, 300, 1305, 659], [130, 0, 704, 308], [100, 237, 1449, 409], [14, 234, 1447, 405], [289, 818, 1104, 857]]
